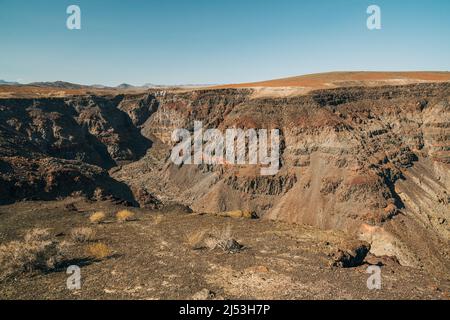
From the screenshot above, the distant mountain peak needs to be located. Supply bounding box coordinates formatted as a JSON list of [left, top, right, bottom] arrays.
[[28, 81, 86, 89], [0, 80, 20, 85], [116, 83, 135, 89]]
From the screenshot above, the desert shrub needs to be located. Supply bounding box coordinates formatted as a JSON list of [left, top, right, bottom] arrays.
[[93, 187, 104, 200], [187, 225, 243, 252], [89, 211, 106, 224], [86, 243, 111, 260], [70, 227, 95, 243], [0, 228, 66, 281], [203, 236, 219, 250], [116, 210, 135, 222], [23, 228, 51, 242], [203, 224, 232, 250], [186, 229, 208, 249]]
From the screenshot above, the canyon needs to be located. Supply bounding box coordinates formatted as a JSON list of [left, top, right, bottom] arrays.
[[0, 73, 449, 298]]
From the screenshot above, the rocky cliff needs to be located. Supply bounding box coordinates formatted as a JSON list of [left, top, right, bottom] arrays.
[[0, 83, 449, 276]]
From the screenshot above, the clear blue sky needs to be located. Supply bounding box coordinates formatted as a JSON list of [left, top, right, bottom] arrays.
[[0, 0, 449, 86]]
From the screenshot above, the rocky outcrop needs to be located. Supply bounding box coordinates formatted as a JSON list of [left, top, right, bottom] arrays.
[[0, 95, 153, 206], [0, 155, 137, 206], [0, 96, 152, 169]]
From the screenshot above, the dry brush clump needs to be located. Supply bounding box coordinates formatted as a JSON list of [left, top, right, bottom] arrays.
[[70, 227, 96, 243], [0, 228, 68, 281], [89, 211, 106, 224], [186, 229, 208, 250], [116, 210, 135, 222], [216, 210, 257, 219], [86, 243, 111, 260], [186, 225, 243, 253]]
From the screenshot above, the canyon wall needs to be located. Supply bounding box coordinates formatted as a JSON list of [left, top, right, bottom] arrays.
[[0, 83, 449, 275]]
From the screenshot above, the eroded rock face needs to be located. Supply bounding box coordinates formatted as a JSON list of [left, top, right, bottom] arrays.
[[0, 96, 151, 169], [0, 95, 152, 206], [112, 84, 449, 275], [128, 85, 448, 222], [0, 156, 136, 206], [0, 83, 449, 276]]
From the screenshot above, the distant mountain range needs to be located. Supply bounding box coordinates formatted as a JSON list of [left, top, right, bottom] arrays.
[[28, 81, 88, 89], [0, 80, 20, 85], [0, 80, 214, 89]]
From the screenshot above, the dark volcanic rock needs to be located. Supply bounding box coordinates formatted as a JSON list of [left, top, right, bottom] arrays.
[[0, 96, 152, 169], [0, 155, 137, 206], [0, 95, 152, 205]]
